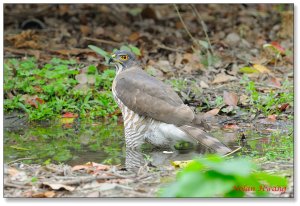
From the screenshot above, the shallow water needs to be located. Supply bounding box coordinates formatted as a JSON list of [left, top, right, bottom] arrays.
[[3, 116, 292, 168]]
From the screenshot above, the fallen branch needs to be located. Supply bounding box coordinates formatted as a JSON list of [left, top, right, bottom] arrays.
[[7, 158, 36, 165], [84, 37, 121, 46], [157, 44, 185, 53], [222, 146, 242, 157], [50, 175, 126, 186], [4, 182, 30, 189]]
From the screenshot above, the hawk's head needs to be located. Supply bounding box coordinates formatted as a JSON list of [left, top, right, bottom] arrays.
[[108, 50, 138, 74]]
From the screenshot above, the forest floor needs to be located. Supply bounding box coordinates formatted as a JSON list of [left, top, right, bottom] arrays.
[[3, 4, 294, 197]]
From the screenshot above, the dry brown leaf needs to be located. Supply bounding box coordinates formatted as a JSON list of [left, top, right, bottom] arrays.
[[199, 81, 209, 88], [21, 94, 44, 108], [6, 30, 41, 49], [71, 165, 91, 171], [223, 124, 239, 130], [269, 76, 281, 87], [223, 91, 238, 106], [128, 32, 140, 42], [94, 27, 105, 36], [32, 191, 56, 198], [212, 73, 237, 84], [182, 53, 193, 63], [7, 167, 20, 177], [80, 25, 91, 36], [42, 182, 75, 191], [279, 103, 289, 112], [204, 108, 220, 116], [253, 64, 272, 74], [44, 191, 56, 198]]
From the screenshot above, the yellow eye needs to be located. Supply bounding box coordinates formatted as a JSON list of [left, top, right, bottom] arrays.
[[120, 55, 128, 61]]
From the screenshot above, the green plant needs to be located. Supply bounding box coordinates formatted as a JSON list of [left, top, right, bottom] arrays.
[[88, 44, 142, 63], [244, 79, 293, 116], [159, 155, 287, 197], [4, 58, 119, 121]]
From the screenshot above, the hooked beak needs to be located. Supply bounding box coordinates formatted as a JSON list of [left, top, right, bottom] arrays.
[[108, 57, 114, 64], [108, 54, 116, 64]]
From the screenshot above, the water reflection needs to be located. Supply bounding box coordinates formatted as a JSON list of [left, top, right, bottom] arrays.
[[4, 117, 241, 169]]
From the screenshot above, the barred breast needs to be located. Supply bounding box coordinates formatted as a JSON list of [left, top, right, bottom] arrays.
[[112, 86, 194, 149]]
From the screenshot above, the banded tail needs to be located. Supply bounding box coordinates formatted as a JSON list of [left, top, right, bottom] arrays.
[[179, 125, 231, 155]]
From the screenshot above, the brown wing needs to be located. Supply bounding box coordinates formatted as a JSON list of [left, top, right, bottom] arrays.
[[114, 68, 195, 126]]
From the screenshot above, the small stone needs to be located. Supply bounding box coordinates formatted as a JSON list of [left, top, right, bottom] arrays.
[[225, 32, 241, 47]]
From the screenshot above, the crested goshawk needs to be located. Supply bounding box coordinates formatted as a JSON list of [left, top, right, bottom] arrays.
[[109, 50, 231, 155]]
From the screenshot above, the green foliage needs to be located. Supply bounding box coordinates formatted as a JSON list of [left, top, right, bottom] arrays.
[[88, 45, 110, 62], [159, 155, 287, 197], [165, 78, 202, 101], [244, 78, 293, 116], [89, 44, 142, 62], [4, 58, 118, 121]]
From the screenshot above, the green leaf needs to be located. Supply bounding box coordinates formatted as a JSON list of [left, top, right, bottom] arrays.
[[88, 45, 110, 62], [199, 40, 209, 49], [239, 66, 259, 74], [31, 177, 38, 183], [120, 45, 131, 52], [129, 45, 141, 56], [87, 65, 97, 74], [128, 7, 143, 16]]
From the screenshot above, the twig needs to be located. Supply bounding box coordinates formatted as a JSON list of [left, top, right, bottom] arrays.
[[173, 4, 197, 44], [157, 44, 185, 53], [7, 158, 35, 165], [51, 175, 124, 186], [84, 37, 121, 46], [190, 4, 214, 55], [222, 146, 242, 157], [4, 182, 30, 189]]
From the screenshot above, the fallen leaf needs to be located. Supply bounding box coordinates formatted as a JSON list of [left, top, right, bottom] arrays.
[[44, 191, 56, 198], [172, 160, 192, 169], [279, 103, 289, 112], [267, 114, 277, 122], [239, 66, 259, 74], [223, 124, 239, 130], [91, 162, 110, 172], [42, 182, 75, 191], [253, 64, 272, 74], [223, 91, 238, 106], [271, 42, 285, 54], [62, 112, 78, 118], [200, 81, 209, 88], [80, 25, 91, 36], [7, 167, 20, 177], [269, 76, 281, 87], [71, 165, 91, 171], [128, 32, 140, 42], [21, 94, 45, 108], [204, 108, 220, 116], [212, 73, 237, 84]]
